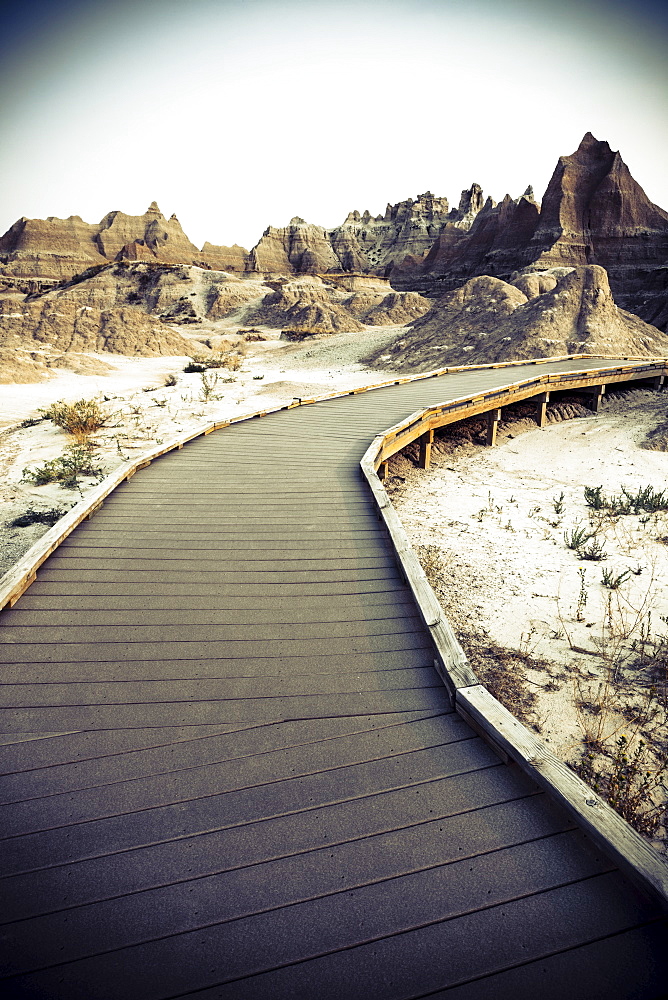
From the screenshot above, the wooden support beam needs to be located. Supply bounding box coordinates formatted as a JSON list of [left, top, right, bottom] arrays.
[[378, 461, 389, 480], [486, 408, 501, 447], [85, 502, 104, 520], [418, 428, 434, 470], [535, 391, 550, 428], [582, 384, 605, 412], [651, 375, 665, 390]]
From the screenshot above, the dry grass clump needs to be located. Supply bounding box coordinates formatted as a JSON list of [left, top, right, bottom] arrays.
[[40, 398, 108, 443], [187, 347, 247, 373]]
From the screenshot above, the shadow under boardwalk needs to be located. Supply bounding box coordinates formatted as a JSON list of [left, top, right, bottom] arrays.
[[0, 359, 666, 998]]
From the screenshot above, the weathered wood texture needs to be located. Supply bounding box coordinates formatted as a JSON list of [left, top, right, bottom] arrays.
[[1, 356, 666, 998]]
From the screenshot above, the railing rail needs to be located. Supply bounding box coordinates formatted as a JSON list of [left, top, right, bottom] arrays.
[[359, 360, 668, 909]]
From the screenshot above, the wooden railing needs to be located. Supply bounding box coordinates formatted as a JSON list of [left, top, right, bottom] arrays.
[[359, 358, 668, 909]]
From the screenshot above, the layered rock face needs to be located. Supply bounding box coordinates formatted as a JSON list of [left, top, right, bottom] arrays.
[[394, 189, 541, 292], [0, 261, 210, 382], [365, 265, 668, 371], [393, 135, 668, 329], [0, 215, 106, 281], [0, 190, 486, 288], [2, 134, 665, 331], [232, 274, 431, 335], [243, 189, 486, 279], [248, 219, 343, 274], [0, 203, 248, 284], [0, 296, 192, 375]]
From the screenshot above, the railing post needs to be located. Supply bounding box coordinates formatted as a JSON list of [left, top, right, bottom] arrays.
[[418, 428, 434, 470], [582, 384, 605, 412], [486, 408, 501, 447], [535, 391, 550, 428]]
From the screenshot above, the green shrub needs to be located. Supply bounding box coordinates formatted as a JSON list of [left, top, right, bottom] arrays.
[[564, 525, 596, 550], [22, 445, 103, 489]]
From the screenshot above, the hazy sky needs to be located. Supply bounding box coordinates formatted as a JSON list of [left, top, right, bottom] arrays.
[[1, 0, 666, 250]]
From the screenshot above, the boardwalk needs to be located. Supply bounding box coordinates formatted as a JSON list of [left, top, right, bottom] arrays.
[[1, 357, 666, 998]]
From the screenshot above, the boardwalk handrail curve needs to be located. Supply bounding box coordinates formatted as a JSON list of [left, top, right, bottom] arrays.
[[360, 364, 668, 909]]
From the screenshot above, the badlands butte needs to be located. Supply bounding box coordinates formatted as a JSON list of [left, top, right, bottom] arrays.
[[1, 132, 668, 383]]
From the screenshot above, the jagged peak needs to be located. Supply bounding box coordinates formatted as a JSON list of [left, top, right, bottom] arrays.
[[577, 131, 610, 152], [290, 216, 306, 226], [146, 201, 162, 215]]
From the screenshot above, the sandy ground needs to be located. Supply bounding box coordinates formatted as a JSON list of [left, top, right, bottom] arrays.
[[389, 389, 668, 845]]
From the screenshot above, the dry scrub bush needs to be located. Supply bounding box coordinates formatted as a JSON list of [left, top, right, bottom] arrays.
[[188, 348, 246, 372], [40, 399, 108, 443], [22, 444, 103, 489], [574, 736, 667, 838]]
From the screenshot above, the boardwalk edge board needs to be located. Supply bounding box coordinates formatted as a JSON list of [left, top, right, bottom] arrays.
[[2, 353, 668, 909], [359, 361, 668, 910]]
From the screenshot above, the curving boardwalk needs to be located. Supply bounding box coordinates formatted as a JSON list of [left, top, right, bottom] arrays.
[[1, 357, 667, 998]]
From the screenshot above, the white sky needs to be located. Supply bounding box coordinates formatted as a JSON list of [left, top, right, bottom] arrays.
[[1, 0, 666, 250]]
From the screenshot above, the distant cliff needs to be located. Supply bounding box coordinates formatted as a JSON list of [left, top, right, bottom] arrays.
[[1, 134, 666, 329]]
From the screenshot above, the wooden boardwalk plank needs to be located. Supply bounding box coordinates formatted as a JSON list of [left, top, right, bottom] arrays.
[[1, 356, 666, 998], [2, 767, 541, 919], [1, 829, 608, 987]]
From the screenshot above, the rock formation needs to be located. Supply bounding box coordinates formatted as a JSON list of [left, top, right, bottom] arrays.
[[1, 134, 666, 330], [365, 265, 668, 371], [331, 192, 454, 275], [243, 277, 365, 334], [0, 215, 106, 281], [391, 188, 541, 292], [393, 135, 668, 330], [200, 243, 248, 271], [0, 203, 251, 284], [347, 290, 431, 326], [0, 189, 485, 287], [0, 262, 199, 382], [248, 219, 342, 274]]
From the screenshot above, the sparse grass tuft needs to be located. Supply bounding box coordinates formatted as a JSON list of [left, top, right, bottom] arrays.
[[552, 491, 566, 515], [584, 483, 668, 516], [579, 539, 608, 561], [584, 485, 606, 510], [601, 567, 632, 590], [564, 524, 596, 550], [573, 736, 667, 838]]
